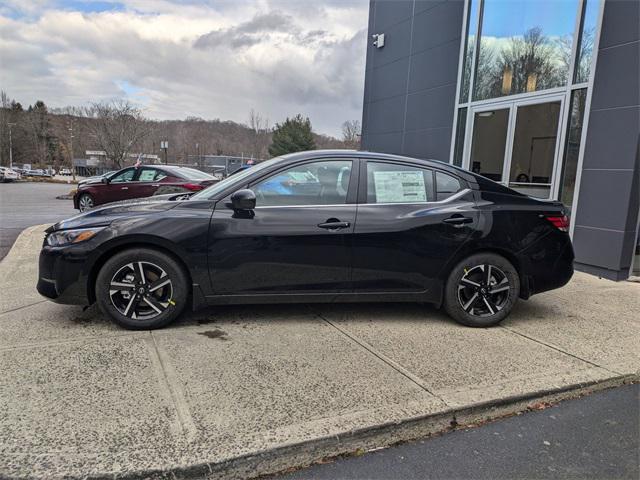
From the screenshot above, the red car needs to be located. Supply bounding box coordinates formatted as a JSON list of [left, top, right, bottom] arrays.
[[73, 165, 217, 211]]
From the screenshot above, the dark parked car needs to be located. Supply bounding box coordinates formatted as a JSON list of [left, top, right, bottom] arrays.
[[38, 150, 573, 330], [73, 165, 217, 211]]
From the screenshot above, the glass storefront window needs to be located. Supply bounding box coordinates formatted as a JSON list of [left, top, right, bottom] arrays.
[[574, 0, 600, 83], [559, 88, 587, 213], [460, 0, 479, 102], [469, 108, 509, 181], [452, 107, 467, 167], [473, 0, 580, 101], [508, 101, 561, 199]]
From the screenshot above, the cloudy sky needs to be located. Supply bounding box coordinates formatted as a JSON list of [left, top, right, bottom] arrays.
[[0, 0, 369, 136]]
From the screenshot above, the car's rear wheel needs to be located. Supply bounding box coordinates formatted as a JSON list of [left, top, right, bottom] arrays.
[[78, 193, 94, 212], [95, 248, 188, 330], [444, 253, 520, 327]]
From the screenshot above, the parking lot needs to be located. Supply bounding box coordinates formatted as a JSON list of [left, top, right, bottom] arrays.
[[0, 218, 638, 478], [0, 181, 76, 259]]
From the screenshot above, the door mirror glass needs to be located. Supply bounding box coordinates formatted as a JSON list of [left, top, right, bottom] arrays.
[[230, 189, 256, 210]]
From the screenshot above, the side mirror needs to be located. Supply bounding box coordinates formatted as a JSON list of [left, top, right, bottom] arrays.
[[230, 189, 256, 211], [101, 176, 110, 184]]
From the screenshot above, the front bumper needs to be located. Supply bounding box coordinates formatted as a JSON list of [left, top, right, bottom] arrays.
[[37, 243, 92, 305]]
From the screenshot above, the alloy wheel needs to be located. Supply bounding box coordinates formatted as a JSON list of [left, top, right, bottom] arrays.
[[79, 195, 94, 212], [109, 261, 173, 320], [457, 264, 510, 317]]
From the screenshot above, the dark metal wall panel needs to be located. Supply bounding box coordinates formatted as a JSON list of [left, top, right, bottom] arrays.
[[573, 0, 640, 280], [361, 0, 464, 161]]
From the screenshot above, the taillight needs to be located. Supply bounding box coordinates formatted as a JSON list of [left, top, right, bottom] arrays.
[[544, 214, 570, 232], [183, 183, 204, 191]]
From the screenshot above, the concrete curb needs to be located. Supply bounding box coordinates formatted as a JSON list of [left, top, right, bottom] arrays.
[[72, 374, 636, 480]]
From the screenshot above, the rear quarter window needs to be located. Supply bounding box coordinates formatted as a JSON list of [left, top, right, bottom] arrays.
[[435, 171, 463, 201]]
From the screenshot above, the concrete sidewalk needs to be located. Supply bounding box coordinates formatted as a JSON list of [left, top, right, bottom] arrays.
[[1, 225, 638, 479]]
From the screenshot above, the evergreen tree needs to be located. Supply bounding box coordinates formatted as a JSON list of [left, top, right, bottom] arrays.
[[268, 114, 316, 157]]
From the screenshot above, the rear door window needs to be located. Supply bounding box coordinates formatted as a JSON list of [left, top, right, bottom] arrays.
[[366, 162, 435, 203], [138, 168, 167, 182]]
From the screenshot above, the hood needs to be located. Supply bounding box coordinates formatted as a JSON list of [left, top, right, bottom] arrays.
[[49, 196, 183, 232], [78, 176, 105, 185]]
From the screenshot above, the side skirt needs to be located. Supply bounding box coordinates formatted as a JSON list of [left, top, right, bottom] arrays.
[[201, 291, 437, 307]]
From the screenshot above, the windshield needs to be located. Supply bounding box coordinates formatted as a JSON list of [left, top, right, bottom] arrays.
[[190, 157, 283, 200]]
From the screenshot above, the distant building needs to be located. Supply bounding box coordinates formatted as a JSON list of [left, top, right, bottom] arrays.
[[187, 154, 261, 177], [72, 151, 161, 176]]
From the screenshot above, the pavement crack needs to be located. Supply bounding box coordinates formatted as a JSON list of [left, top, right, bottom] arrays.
[[317, 313, 449, 407], [500, 326, 623, 375], [146, 332, 198, 443], [0, 300, 48, 317]]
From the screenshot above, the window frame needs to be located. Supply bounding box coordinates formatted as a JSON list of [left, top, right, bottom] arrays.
[[245, 158, 360, 208], [358, 159, 468, 206]]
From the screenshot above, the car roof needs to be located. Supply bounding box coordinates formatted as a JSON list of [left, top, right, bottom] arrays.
[[276, 149, 479, 184]]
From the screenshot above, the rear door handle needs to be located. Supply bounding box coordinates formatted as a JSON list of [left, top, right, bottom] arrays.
[[443, 215, 473, 225], [121, 187, 129, 190], [318, 221, 350, 230]]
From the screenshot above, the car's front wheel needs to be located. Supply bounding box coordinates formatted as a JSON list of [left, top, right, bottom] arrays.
[[78, 193, 94, 212], [443, 253, 520, 327], [95, 248, 188, 330]]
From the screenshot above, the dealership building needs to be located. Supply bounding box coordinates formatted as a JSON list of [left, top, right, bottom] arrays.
[[361, 0, 639, 280]]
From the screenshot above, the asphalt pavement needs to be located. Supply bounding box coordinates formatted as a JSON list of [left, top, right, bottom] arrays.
[[0, 181, 77, 260], [282, 384, 640, 480]]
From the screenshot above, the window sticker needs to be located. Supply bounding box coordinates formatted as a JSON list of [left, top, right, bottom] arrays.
[[373, 170, 427, 203], [138, 170, 156, 181]]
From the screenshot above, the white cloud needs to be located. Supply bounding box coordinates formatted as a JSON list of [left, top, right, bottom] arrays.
[[0, 0, 368, 136]]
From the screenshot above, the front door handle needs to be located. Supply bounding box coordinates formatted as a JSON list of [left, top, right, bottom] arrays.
[[121, 186, 129, 190], [443, 215, 473, 225], [318, 220, 350, 230]]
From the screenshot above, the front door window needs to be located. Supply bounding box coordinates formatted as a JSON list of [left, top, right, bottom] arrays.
[[252, 160, 352, 206]]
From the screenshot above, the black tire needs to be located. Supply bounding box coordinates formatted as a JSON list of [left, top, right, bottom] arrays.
[[78, 193, 94, 212], [95, 248, 189, 330], [444, 253, 520, 327]]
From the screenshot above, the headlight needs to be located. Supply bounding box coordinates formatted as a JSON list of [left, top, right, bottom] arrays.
[[46, 227, 105, 247]]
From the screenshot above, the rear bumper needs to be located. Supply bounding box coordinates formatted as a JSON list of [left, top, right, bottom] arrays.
[[522, 234, 575, 296], [37, 245, 91, 305]]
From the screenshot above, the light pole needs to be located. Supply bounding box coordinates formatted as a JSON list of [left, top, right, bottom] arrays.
[[161, 140, 168, 164], [68, 121, 76, 182], [7, 123, 15, 169]]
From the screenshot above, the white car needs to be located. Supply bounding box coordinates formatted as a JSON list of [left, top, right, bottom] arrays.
[[60, 168, 72, 175], [0, 166, 19, 182]]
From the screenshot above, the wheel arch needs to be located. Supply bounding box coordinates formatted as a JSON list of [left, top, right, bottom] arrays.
[[440, 246, 530, 303], [86, 237, 194, 305]]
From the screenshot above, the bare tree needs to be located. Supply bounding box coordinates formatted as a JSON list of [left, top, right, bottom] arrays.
[[84, 100, 148, 168], [248, 109, 271, 159], [341, 120, 361, 149]]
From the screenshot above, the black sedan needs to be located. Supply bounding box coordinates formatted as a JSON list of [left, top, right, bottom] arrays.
[[37, 150, 574, 329]]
